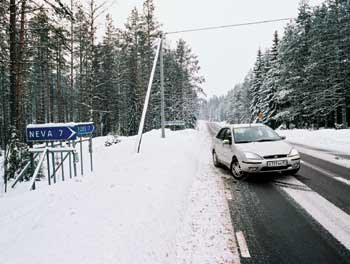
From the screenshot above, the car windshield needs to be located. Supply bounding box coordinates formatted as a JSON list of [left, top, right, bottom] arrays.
[[233, 126, 281, 143]]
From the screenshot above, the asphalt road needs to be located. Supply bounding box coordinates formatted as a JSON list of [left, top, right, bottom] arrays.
[[207, 123, 350, 264]]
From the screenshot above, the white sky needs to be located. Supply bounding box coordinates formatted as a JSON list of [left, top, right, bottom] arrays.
[[107, 0, 323, 98]]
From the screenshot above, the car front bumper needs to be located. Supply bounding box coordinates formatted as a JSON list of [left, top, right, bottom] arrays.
[[240, 156, 301, 173]]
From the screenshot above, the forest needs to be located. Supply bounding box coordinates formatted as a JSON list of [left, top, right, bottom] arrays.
[[201, 0, 350, 129], [0, 0, 204, 180]]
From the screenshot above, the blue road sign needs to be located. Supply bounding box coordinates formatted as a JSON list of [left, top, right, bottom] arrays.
[[26, 124, 77, 142], [76, 123, 95, 136]]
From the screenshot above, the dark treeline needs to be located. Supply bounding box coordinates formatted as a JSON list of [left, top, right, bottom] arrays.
[[0, 0, 204, 179], [201, 0, 350, 129]]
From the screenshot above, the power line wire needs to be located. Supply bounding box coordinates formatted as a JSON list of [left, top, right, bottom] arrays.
[[165, 17, 294, 35]]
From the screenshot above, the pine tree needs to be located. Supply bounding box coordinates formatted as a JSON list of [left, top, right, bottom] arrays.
[[249, 48, 264, 121], [259, 31, 280, 127], [0, 0, 9, 149]]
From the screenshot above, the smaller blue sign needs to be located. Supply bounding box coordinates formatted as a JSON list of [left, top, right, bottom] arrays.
[[26, 125, 77, 142], [75, 123, 95, 136]]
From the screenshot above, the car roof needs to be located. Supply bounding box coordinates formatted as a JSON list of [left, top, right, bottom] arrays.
[[224, 123, 266, 129]]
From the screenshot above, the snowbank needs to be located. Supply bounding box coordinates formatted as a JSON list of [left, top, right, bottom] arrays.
[[0, 129, 201, 264], [0, 125, 238, 264], [276, 129, 350, 155]]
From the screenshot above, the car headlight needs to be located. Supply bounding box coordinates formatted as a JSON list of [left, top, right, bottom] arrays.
[[244, 152, 263, 160], [289, 148, 299, 157]]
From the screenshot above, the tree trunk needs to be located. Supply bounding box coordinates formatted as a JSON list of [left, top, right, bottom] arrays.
[[70, 0, 74, 121], [9, 0, 17, 127], [16, 0, 27, 137], [341, 104, 348, 127]]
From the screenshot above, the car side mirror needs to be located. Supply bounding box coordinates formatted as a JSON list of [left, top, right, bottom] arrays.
[[280, 136, 286, 140], [222, 139, 231, 145]]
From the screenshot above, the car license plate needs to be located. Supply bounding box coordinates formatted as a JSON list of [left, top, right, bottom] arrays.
[[267, 160, 287, 167]]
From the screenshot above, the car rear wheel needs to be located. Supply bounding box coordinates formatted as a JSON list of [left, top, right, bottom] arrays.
[[212, 151, 220, 167], [230, 158, 247, 180]]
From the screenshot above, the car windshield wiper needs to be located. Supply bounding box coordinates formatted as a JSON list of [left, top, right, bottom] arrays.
[[236, 140, 252, 144], [255, 138, 279, 142]]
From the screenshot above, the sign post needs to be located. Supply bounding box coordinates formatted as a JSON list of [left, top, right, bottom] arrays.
[[68, 141, 72, 179], [79, 136, 83, 176], [60, 141, 65, 181], [51, 142, 56, 183], [21, 122, 95, 191], [75, 122, 95, 174], [165, 120, 186, 131], [46, 142, 51, 185]]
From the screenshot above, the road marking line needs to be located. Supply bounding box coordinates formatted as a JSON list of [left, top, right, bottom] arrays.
[[236, 231, 251, 258], [334, 177, 350, 186], [279, 176, 350, 250], [301, 160, 350, 186], [300, 160, 338, 178]]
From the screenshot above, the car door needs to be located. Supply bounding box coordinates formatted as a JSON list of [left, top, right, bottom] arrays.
[[221, 128, 233, 165]]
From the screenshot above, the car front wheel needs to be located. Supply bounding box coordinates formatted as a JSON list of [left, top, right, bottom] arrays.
[[230, 158, 247, 180], [212, 151, 220, 167]]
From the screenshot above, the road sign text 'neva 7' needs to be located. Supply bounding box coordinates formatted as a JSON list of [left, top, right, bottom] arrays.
[[26, 124, 77, 142]]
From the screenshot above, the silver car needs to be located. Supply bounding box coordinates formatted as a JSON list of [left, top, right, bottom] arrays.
[[212, 123, 301, 180]]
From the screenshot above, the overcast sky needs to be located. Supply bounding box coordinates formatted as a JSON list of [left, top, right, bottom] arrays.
[[108, 0, 323, 98]]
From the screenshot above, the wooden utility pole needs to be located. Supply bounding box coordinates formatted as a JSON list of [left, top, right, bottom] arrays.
[[160, 35, 165, 138], [136, 38, 162, 153]]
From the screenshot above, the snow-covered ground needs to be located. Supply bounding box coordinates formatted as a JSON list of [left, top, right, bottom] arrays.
[[176, 124, 240, 264], [277, 129, 350, 168], [276, 129, 350, 155], [0, 124, 238, 264]]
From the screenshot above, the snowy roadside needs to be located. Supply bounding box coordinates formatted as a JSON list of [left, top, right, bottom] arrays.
[[276, 129, 350, 155], [176, 122, 240, 264], [277, 129, 350, 168], [0, 125, 238, 264]]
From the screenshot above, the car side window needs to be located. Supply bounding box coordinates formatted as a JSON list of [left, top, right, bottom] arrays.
[[216, 128, 227, 140], [223, 129, 232, 142]]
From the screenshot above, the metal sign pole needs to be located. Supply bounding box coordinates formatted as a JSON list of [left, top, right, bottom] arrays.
[[89, 136, 93, 172], [46, 142, 51, 185], [68, 141, 72, 179], [73, 140, 77, 177], [60, 141, 65, 181], [51, 142, 56, 183], [80, 136, 83, 175], [29, 142, 34, 176]]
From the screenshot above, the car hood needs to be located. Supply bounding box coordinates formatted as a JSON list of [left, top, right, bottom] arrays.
[[236, 140, 292, 157]]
